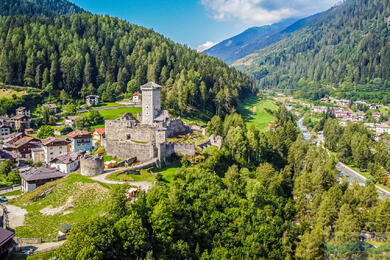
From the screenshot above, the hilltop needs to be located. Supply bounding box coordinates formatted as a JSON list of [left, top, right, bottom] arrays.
[[0, 0, 253, 119]]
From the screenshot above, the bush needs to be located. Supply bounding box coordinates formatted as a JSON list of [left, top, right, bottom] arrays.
[[37, 125, 54, 139]]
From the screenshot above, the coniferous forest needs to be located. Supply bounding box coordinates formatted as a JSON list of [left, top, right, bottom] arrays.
[[234, 0, 390, 103], [0, 13, 253, 119]]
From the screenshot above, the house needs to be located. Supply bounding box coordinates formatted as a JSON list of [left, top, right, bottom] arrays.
[[0, 116, 14, 128], [0, 228, 14, 259], [11, 114, 30, 131], [41, 137, 70, 164], [369, 104, 379, 110], [16, 107, 30, 117], [42, 103, 59, 113], [132, 92, 142, 103], [92, 128, 105, 147], [0, 149, 16, 163], [20, 167, 66, 192], [64, 116, 77, 128], [31, 148, 44, 163], [85, 95, 99, 106], [376, 124, 390, 135], [5, 136, 39, 159], [67, 130, 92, 152], [320, 97, 330, 102], [50, 152, 82, 174], [313, 106, 328, 114], [2, 132, 24, 146], [0, 125, 11, 140], [373, 112, 381, 121]]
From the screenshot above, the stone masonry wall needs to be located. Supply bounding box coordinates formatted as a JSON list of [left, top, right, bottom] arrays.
[[105, 140, 157, 161], [80, 156, 104, 176], [166, 142, 195, 157], [105, 120, 157, 143]]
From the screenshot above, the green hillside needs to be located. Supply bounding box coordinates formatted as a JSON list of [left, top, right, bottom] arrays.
[[233, 0, 390, 103], [0, 2, 253, 119]]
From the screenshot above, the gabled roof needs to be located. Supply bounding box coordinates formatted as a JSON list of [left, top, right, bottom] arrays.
[[140, 82, 162, 90], [0, 228, 13, 246], [12, 136, 37, 148], [118, 113, 137, 121], [41, 137, 70, 146], [20, 167, 66, 182], [86, 95, 99, 98], [51, 152, 82, 164], [67, 130, 91, 138], [93, 128, 105, 135], [12, 114, 28, 120], [16, 107, 26, 111]]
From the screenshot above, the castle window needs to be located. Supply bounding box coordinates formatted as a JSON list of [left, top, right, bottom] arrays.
[[127, 134, 131, 140]]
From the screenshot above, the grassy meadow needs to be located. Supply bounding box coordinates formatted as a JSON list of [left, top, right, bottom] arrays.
[[10, 174, 116, 239], [82, 107, 142, 128], [238, 96, 279, 131]]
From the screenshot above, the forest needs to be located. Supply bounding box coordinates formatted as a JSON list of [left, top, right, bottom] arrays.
[[53, 107, 390, 259], [234, 0, 390, 104], [0, 13, 253, 119]]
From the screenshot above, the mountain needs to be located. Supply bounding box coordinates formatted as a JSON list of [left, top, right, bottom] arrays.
[[0, 1, 253, 119], [0, 0, 86, 17], [204, 15, 319, 64], [233, 0, 390, 103]]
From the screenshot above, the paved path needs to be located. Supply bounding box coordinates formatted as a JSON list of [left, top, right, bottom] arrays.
[[0, 185, 21, 195], [91, 169, 153, 191]]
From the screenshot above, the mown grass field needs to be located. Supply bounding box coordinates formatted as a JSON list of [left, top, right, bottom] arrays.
[[107, 163, 180, 184], [82, 107, 142, 128], [238, 96, 279, 131], [10, 174, 115, 239]]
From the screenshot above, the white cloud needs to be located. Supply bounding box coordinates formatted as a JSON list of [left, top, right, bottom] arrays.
[[201, 0, 340, 25], [197, 41, 217, 52]]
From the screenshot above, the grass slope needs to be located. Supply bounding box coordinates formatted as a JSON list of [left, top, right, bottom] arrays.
[[10, 174, 115, 239], [238, 96, 278, 130], [82, 107, 142, 128]]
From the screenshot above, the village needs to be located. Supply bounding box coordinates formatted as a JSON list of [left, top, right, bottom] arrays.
[[292, 96, 390, 141], [0, 82, 223, 257]]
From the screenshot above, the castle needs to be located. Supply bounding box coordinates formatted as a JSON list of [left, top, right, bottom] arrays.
[[103, 82, 194, 167]]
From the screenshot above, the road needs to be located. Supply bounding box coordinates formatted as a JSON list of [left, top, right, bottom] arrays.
[[0, 185, 21, 195], [336, 162, 390, 199], [297, 116, 389, 199]]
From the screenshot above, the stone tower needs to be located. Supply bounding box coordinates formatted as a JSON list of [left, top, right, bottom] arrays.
[[140, 82, 162, 125]]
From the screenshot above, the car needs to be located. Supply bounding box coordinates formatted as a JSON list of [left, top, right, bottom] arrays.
[[0, 196, 8, 202]]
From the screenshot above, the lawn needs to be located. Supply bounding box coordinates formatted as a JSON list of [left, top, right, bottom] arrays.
[[104, 155, 122, 162], [107, 169, 156, 182], [238, 96, 279, 131], [10, 174, 115, 239], [0, 88, 26, 98], [82, 107, 142, 128], [1, 189, 22, 196], [107, 163, 180, 184], [96, 102, 124, 108]]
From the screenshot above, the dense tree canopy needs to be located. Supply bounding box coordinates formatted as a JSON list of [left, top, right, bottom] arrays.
[[0, 14, 253, 118], [234, 0, 390, 104]]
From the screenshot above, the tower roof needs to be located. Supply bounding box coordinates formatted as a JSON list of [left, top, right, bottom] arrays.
[[140, 82, 162, 90]]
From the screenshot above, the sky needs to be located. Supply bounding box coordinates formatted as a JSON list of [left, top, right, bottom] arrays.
[[71, 0, 340, 51]]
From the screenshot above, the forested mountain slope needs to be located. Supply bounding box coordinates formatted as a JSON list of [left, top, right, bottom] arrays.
[[205, 15, 320, 65], [0, 0, 86, 17], [233, 0, 390, 102], [0, 14, 253, 118]]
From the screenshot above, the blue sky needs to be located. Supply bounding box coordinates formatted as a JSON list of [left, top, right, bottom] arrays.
[[71, 0, 339, 51]]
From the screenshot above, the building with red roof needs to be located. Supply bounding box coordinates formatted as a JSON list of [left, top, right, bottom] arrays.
[[67, 130, 92, 152]]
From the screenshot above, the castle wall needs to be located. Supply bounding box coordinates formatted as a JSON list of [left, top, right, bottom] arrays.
[[166, 142, 195, 157], [105, 140, 157, 161], [105, 120, 157, 143], [80, 156, 104, 176]]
